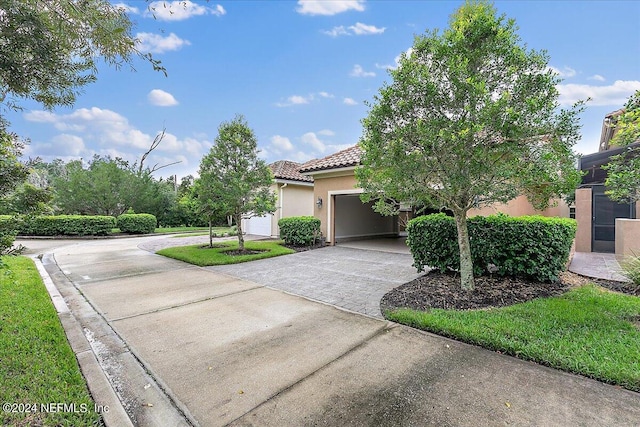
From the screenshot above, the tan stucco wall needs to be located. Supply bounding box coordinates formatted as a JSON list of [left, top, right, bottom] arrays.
[[312, 174, 359, 242], [615, 218, 640, 257], [575, 188, 592, 252], [468, 195, 570, 218], [272, 182, 314, 236]]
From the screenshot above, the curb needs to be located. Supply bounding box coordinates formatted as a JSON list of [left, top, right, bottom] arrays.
[[32, 255, 134, 427], [34, 253, 194, 427]]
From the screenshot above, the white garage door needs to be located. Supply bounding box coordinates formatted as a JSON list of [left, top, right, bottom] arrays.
[[243, 214, 272, 237]]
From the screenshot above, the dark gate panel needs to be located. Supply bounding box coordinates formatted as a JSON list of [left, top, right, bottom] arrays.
[[592, 185, 635, 252]]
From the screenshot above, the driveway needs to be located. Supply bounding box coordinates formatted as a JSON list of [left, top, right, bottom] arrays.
[[34, 236, 640, 426], [209, 245, 421, 318]]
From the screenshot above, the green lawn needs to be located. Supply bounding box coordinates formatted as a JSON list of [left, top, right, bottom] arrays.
[[387, 284, 640, 392], [156, 240, 294, 266], [0, 256, 102, 426]]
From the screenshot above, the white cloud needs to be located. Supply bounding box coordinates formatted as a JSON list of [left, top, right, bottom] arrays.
[[296, 0, 365, 15], [136, 32, 190, 54], [322, 26, 350, 37], [275, 94, 313, 107], [343, 97, 358, 105], [548, 65, 577, 78], [23, 110, 56, 123], [49, 134, 86, 156], [323, 22, 384, 37], [145, 1, 225, 21], [113, 3, 139, 14], [557, 80, 640, 106], [589, 74, 606, 82], [148, 89, 179, 107], [349, 22, 385, 35], [318, 91, 334, 98], [270, 135, 294, 152], [301, 132, 326, 153], [317, 129, 335, 136], [350, 64, 375, 78]]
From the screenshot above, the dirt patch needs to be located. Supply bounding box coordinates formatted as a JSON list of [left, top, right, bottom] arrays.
[[223, 249, 266, 256], [198, 243, 231, 249], [381, 270, 637, 313]]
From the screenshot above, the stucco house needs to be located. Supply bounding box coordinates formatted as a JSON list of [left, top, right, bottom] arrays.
[[242, 160, 314, 237], [300, 145, 570, 245]]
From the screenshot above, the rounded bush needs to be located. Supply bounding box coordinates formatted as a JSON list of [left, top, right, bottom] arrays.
[[278, 216, 321, 246], [117, 213, 157, 234]]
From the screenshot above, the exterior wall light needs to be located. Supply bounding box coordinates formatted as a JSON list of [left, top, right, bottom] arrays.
[[316, 197, 323, 209]]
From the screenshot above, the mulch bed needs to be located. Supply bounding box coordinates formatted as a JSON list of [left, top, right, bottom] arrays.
[[381, 270, 638, 313], [283, 242, 325, 253]]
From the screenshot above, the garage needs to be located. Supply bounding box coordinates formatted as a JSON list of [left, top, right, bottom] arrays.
[[332, 194, 398, 243], [242, 214, 273, 237]]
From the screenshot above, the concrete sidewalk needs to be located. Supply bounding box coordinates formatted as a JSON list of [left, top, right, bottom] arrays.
[[40, 237, 640, 426], [569, 251, 629, 282]]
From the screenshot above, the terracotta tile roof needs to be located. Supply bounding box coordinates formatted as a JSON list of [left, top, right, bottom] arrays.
[[269, 160, 313, 183], [299, 145, 362, 173]]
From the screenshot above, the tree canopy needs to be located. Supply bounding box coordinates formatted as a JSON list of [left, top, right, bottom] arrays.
[[197, 115, 276, 250], [0, 0, 163, 111], [603, 90, 640, 203], [356, 0, 583, 290]]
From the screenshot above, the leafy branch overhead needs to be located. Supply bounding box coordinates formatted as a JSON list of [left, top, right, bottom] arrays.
[[0, 0, 165, 112], [356, 0, 583, 290]]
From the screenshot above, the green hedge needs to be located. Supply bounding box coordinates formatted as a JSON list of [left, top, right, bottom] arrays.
[[278, 216, 321, 246], [406, 213, 577, 282], [17, 215, 116, 236], [117, 213, 157, 234]]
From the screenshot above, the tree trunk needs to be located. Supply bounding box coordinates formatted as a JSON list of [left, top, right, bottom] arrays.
[[454, 212, 475, 290], [208, 217, 213, 248], [235, 213, 244, 251]]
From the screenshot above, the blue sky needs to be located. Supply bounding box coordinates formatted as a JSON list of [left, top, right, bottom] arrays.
[[8, 0, 640, 179]]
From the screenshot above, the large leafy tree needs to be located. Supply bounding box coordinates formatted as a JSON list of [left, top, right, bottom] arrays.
[[0, 0, 163, 111], [603, 90, 640, 203], [356, 0, 583, 290], [197, 115, 276, 251]]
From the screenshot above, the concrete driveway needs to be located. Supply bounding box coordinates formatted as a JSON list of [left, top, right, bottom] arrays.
[[36, 236, 640, 426]]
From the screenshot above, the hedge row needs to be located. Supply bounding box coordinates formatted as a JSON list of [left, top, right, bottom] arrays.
[[278, 216, 321, 246], [117, 213, 157, 234], [0, 213, 158, 236], [6, 215, 117, 236], [406, 213, 577, 282]]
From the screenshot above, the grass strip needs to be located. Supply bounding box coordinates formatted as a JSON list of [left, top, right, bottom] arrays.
[[387, 284, 640, 392], [0, 256, 102, 426], [156, 240, 294, 266]]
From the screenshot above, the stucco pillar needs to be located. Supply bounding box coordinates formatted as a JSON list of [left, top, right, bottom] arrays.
[[574, 188, 592, 252], [615, 218, 640, 257]]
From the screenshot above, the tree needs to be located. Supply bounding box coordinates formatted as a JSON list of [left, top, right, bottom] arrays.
[[356, 0, 583, 290], [197, 115, 276, 251], [0, 0, 163, 111], [603, 90, 640, 203]]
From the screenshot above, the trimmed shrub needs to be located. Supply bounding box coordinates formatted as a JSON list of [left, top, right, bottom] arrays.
[[278, 216, 321, 246], [19, 215, 116, 236], [0, 215, 22, 254], [406, 213, 577, 282], [117, 213, 157, 234]]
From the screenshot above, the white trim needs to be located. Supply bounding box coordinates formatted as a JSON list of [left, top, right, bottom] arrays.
[[302, 166, 356, 178], [327, 188, 364, 243], [274, 178, 314, 187]]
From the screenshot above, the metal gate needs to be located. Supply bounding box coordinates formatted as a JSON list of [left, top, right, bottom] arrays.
[[592, 185, 635, 252]]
